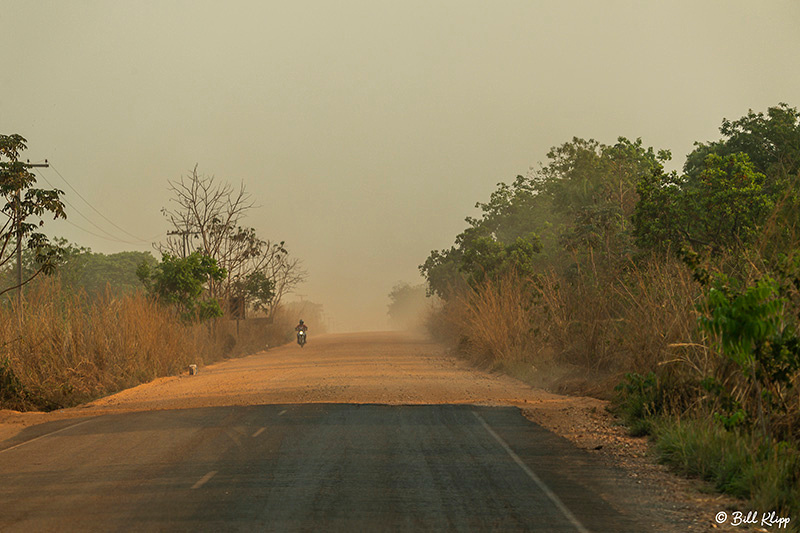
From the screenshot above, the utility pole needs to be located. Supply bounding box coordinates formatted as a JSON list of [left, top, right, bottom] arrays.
[[166, 229, 200, 258], [16, 160, 49, 310]]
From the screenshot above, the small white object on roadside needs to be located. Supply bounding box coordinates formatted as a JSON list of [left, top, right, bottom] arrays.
[[189, 364, 198, 376]]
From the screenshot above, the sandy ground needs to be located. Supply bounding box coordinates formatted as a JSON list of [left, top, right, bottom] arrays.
[[0, 331, 753, 532]]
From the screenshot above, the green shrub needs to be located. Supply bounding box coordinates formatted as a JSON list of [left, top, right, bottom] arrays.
[[613, 371, 664, 436], [656, 418, 800, 521]]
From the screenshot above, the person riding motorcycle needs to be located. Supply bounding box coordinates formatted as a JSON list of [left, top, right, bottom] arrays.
[[295, 319, 308, 346]]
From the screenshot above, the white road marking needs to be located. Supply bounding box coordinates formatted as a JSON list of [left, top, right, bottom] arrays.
[[0, 419, 95, 454], [252, 427, 266, 437], [472, 411, 590, 533], [191, 470, 218, 489], [278, 410, 287, 416]]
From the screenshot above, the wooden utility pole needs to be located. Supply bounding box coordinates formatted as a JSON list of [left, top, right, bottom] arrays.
[[167, 228, 200, 258], [16, 160, 49, 309]]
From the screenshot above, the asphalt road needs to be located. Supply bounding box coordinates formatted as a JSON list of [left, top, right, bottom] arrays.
[[0, 404, 643, 532]]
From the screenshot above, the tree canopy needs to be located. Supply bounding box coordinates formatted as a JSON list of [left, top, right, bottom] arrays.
[[0, 134, 66, 297], [136, 252, 226, 321]]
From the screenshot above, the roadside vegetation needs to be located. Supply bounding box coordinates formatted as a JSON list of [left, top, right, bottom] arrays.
[[0, 147, 305, 411], [419, 103, 800, 522], [0, 278, 294, 410], [387, 282, 430, 333]]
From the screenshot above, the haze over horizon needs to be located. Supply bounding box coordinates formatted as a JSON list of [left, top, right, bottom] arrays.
[[3, 1, 799, 331]]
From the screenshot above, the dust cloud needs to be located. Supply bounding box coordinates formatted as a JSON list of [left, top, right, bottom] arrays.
[[2, 2, 799, 332]]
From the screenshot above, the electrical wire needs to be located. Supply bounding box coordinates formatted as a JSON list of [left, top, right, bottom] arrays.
[[61, 219, 148, 244], [33, 169, 158, 245], [48, 164, 152, 242], [33, 170, 142, 244]]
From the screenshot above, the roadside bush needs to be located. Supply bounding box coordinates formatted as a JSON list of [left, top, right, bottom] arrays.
[[656, 418, 800, 523], [419, 106, 800, 526], [613, 372, 663, 436]]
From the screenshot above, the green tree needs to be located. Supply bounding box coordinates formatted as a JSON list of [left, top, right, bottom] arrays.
[[137, 252, 226, 321], [689, 153, 772, 251], [420, 173, 551, 297], [471, 175, 558, 249], [159, 167, 306, 317], [420, 137, 666, 295], [460, 233, 541, 286], [634, 153, 772, 255], [235, 269, 276, 315], [48, 239, 157, 298], [632, 165, 687, 253], [681, 103, 800, 259], [0, 134, 66, 297], [419, 246, 465, 298], [685, 103, 800, 194], [539, 137, 668, 266]]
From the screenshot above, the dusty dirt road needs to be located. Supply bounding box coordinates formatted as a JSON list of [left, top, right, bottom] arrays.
[[0, 331, 744, 531], [1, 332, 587, 440], [86, 331, 585, 410]]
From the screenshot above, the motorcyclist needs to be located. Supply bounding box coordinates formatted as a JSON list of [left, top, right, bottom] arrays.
[[295, 319, 308, 345]]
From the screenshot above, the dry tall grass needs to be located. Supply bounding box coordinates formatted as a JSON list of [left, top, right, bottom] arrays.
[[445, 272, 538, 364], [0, 279, 291, 410], [434, 256, 708, 396]]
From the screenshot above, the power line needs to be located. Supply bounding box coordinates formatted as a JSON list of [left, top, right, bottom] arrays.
[[60, 219, 145, 244], [35, 168, 162, 245], [49, 164, 151, 242], [33, 169, 145, 245]]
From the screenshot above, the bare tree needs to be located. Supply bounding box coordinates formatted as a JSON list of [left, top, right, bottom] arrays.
[[217, 226, 263, 303], [233, 240, 307, 320], [159, 165, 254, 297], [258, 241, 307, 319], [159, 165, 306, 316]]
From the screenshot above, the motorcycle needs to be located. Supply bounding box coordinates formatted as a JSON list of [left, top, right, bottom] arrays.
[[297, 329, 307, 347]]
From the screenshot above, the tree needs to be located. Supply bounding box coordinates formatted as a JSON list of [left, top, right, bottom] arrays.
[[136, 252, 226, 321], [160, 166, 306, 316], [0, 134, 66, 298], [634, 153, 772, 255], [421, 137, 667, 295], [235, 270, 275, 315], [253, 241, 307, 318], [159, 165, 253, 294], [538, 137, 668, 266], [685, 103, 800, 196], [683, 103, 800, 259], [471, 175, 556, 248], [228, 239, 307, 319], [419, 246, 465, 299], [420, 175, 550, 298], [160, 165, 254, 259], [0, 237, 157, 299], [689, 153, 772, 251], [460, 233, 541, 286], [632, 165, 687, 253]]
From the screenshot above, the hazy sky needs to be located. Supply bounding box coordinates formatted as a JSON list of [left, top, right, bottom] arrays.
[[3, 1, 799, 331]]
